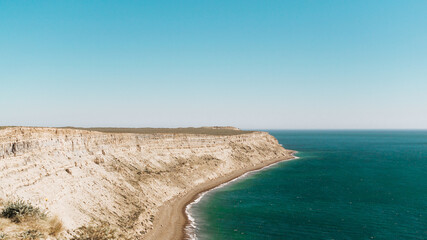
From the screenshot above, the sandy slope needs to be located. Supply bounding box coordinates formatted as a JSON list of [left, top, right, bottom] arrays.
[[0, 127, 292, 239]]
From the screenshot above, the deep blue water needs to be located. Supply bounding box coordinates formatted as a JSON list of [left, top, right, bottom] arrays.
[[189, 131, 427, 239]]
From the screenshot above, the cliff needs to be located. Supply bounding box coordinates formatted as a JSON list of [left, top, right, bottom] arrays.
[[0, 127, 292, 239]]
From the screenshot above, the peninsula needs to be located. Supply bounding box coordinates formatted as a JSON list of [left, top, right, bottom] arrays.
[[0, 127, 293, 239]]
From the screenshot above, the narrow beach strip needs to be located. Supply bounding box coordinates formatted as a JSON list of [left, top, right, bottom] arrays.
[[144, 152, 297, 240]]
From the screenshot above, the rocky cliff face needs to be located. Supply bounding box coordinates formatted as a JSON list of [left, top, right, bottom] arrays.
[[0, 127, 291, 238]]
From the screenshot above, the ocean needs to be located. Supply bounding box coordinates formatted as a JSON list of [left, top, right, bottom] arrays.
[[187, 130, 427, 239]]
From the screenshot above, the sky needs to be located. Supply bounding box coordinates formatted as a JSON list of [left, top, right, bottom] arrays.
[[1, 0, 426, 129]]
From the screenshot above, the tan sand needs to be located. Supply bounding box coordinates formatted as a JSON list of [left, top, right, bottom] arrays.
[[144, 155, 295, 240]]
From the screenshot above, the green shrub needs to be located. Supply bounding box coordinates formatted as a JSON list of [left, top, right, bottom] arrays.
[[1, 199, 46, 223]]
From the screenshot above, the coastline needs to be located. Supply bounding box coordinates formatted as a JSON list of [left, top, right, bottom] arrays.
[[144, 151, 297, 240]]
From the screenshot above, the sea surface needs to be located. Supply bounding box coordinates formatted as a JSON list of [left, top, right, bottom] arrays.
[[187, 130, 427, 239]]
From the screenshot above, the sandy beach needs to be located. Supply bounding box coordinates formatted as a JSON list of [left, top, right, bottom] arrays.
[[144, 154, 296, 240]]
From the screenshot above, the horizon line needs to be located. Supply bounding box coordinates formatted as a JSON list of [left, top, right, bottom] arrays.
[[2, 126, 427, 131]]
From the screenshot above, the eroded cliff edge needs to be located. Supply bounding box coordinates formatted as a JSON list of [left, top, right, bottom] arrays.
[[0, 127, 292, 238]]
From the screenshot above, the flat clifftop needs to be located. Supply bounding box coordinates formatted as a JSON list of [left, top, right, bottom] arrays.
[[62, 126, 251, 135], [0, 127, 292, 239]]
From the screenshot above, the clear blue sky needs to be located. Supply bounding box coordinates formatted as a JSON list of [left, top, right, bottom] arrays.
[[1, 1, 426, 129]]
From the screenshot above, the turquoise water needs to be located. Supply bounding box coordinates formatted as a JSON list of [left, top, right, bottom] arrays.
[[189, 131, 427, 239]]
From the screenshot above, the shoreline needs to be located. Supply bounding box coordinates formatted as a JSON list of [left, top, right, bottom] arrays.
[[144, 151, 297, 240]]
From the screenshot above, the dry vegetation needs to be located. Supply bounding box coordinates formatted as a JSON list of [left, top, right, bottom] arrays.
[[70, 223, 131, 240], [0, 199, 64, 239], [62, 127, 253, 135], [0, 199, 129, 240]]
